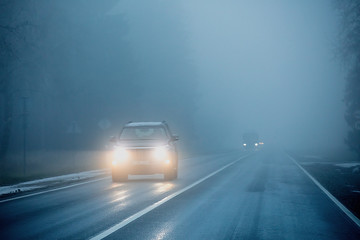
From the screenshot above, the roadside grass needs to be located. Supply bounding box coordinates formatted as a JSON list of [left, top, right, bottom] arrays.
[[289, 148, 360, 220], [0, 150, 111, 186], [288, 147, 358, 163]]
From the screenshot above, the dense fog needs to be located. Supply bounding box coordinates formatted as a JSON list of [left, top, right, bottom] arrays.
[[0, 0, 348, 159], [179, 0, 346, 150]]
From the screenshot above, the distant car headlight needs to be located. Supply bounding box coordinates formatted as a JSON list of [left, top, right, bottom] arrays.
[[243, 143, 247, 147], [113, 148, 129, 164], [153, 147, 168, 160], [255, 143, 258, 147]]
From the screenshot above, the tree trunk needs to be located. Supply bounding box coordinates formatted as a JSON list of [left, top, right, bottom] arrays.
[[0, 81, 13, 163]]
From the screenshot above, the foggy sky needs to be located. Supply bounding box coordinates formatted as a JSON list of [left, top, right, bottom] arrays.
[[3, 0, 345, 153], [115, 0, 347, 150]]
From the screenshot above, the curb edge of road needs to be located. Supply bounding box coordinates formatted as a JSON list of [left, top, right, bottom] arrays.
[[287, 153, 360, 228], [0, 174, 110, 204], [0, 153, 243, 204]]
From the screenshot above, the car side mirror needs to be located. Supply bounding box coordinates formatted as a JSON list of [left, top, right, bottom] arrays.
[[109, 136, 117, 143], [171, 135, 179, 141]]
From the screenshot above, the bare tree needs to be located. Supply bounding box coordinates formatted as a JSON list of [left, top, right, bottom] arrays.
[[0, 1, 31, 162], [337, 0, 360, 158]]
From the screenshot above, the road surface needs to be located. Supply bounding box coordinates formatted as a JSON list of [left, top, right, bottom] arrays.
[[0, 148, 359, 239]]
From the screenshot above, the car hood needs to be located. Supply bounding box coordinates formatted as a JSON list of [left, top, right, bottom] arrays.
[[117, 140, 169, 149]]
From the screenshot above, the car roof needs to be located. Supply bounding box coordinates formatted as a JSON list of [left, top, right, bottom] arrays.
[[124, 122, 166, 127]]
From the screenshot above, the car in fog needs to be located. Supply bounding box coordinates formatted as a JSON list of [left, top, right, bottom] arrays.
[[242, 132, 262, 150], [110, 121, 179, 181]]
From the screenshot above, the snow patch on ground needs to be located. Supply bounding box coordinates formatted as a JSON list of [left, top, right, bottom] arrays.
[[301, 162, 332, 165], [335, 163, 360, 168], [0, 186, 43, 195], [301, 162, 360, 168], [0, 169, 108, 196], [303, 155, 324, 160]]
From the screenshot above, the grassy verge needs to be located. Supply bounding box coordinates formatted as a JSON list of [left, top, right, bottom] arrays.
[[289, 149, 360, 220], [0, 150, 112, 186]]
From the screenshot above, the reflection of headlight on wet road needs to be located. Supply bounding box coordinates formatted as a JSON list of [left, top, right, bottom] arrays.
[[153, 147, 168, 160], [155, 182, 174, 193]]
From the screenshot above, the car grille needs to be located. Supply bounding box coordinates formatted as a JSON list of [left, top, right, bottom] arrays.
[[129, 149, 154, 162]]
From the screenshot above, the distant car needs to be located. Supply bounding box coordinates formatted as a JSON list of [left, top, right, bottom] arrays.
[[242, 132, 262, 150], [110, 121, 179, 181]]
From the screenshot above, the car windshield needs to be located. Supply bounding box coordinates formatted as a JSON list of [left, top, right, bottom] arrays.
[[119, 126, 168, 140]]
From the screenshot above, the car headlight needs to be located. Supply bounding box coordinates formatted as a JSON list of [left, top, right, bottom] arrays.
[[254, 143, 258, 147], [113, 148, 129, 163], [243, 143, 247, 147], [153, 147, 168, 160]]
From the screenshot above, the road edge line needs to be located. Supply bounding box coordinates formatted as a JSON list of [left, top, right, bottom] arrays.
[[89, 154, 250, 240], [287, 153, 360, 228]]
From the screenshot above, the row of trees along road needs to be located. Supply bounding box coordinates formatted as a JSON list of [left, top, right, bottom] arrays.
[[0, 0, 198, 173], [338, 0, 360, 159]]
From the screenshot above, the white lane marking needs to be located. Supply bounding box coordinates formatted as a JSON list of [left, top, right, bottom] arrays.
[[288, 154, 360, 228], [0, 177, 110, 204], [89, 154, 250, 240]]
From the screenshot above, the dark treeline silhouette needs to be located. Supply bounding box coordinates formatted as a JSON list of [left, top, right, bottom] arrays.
[[337, 0, 360, 159], [0, 0, 198, 167]]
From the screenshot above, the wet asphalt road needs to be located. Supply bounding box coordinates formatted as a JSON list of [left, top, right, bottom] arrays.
[[0, 148, 359, 240]]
